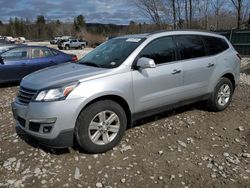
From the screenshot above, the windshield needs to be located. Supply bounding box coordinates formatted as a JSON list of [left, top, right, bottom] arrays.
[[78, 37, 145, 68]]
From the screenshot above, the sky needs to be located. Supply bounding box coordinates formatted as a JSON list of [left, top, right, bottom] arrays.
[[0, 0, 148, 25]]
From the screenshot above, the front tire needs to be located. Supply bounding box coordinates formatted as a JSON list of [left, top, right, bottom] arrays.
[[207, 77, 233, 111], [75, 100, 127, 153]]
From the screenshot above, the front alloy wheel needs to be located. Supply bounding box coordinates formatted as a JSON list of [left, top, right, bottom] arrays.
[[75, 100, 127, 153], [88, 111, 120, 145]]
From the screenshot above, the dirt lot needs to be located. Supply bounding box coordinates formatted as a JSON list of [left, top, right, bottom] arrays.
[[0, 56, 250, 187]]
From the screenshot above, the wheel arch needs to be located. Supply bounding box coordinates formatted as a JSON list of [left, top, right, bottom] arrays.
[[77, 95, 133, 129], [221, 73, 235, 91]]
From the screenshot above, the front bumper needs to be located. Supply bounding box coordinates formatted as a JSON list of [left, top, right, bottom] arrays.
[[16, 126, 74, 148], [11, 98, 85, 148]]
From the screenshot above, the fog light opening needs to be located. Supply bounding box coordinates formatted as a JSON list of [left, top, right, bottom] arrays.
[[43, 126, 53, 133]]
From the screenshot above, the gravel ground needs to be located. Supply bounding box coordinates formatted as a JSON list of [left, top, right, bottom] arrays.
[[0, 54, 250, 187]]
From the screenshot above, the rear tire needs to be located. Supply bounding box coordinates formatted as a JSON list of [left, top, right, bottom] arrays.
[[65, 45, 70, 50], [80, 45, 85, 49], [75, 100, 127, 153], [207, 77, 233, 111]]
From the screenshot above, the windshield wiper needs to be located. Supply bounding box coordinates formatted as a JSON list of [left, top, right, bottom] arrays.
[[81, 62, 101, 68]]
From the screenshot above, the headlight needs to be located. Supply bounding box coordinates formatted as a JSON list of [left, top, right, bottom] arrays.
[[34, 82, 78, 102]]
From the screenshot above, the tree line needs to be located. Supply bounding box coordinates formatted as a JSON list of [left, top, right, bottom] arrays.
[[0, 15, 132, 41], [135, 0, 250, 30], [0, 0, 250, 42], [0, 15, 87, 40]]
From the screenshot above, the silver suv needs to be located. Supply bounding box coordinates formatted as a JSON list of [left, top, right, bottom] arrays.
[[12, 31, 241, 153], [58, 39, 87, 50]]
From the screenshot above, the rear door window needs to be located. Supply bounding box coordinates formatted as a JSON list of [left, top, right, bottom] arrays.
[[175, 35, 206, 60], [139, 36, 177, 64], [30, 48, 53, 59], [1, 48, 28, 60], [202, 36, 229, 55]]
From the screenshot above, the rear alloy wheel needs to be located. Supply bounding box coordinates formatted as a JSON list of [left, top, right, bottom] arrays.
[[75, 100, 127, 153], [80, 45, 85, 49], [217, 84, 231, 106], [207, 77, 233, 111]]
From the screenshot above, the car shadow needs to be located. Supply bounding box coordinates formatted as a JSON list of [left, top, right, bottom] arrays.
[[242, 68, 250, 75], [131, 101, 208, 129], [16, 101, 208, 155], [0, 82, 20, 88]]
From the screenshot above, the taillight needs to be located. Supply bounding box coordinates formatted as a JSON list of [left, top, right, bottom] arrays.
[[236, 53, 242, 61], [72, 55, 78, 62]]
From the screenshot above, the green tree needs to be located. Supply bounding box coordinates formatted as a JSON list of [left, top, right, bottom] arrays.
[[36, 15, 46, 24], [56, 19, 61, 25], [14, 17, 20, 36], [19, 18, 25, 36], [0, 20, 3, 25], [129, 20, 136, 25], [247, 14, 250, 28], [6, 17, 14, 36], [36, 15, 46, 38], [74, 15, 85, 32]]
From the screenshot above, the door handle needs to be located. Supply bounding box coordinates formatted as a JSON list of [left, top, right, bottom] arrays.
[[172, 69, 182, 75], [207, 63, 214, 68]]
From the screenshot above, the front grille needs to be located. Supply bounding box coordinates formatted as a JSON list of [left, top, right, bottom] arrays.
[[29, 122, 41, 132], [17, 87, 37, 104]]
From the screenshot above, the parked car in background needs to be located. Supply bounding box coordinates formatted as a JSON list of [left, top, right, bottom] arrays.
[[4, 36, 15, 43], [0, 46, 77, 84], [61, 36, 72, 40], [56, 36, 73, 44], [58, 39, 87, 50], [0, 41, 26, 53], [18, 37, 26, 43], [11, 31, 240, 153], [50, 37, 61, 45]]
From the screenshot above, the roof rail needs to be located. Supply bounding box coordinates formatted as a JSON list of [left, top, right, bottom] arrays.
[[148, 30, 167, 36], [147, 29, 220, 37]]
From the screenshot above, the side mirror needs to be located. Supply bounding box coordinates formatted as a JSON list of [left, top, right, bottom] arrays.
[[136, 57, 156, 69]]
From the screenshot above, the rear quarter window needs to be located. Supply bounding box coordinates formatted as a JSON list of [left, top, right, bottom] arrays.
[[175, 35, 206, 60], [202, 36, 229, 55]]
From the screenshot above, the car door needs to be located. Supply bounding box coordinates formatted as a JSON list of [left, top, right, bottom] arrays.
[[132, 36, 183, 113], [71, 40, 77, 48], [175, 35, 215, 99], [27, 47, 57, 73], [0, 47, 29, 83]]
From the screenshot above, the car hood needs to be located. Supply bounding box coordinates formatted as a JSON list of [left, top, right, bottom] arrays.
[[21, 63, 111, 90]]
